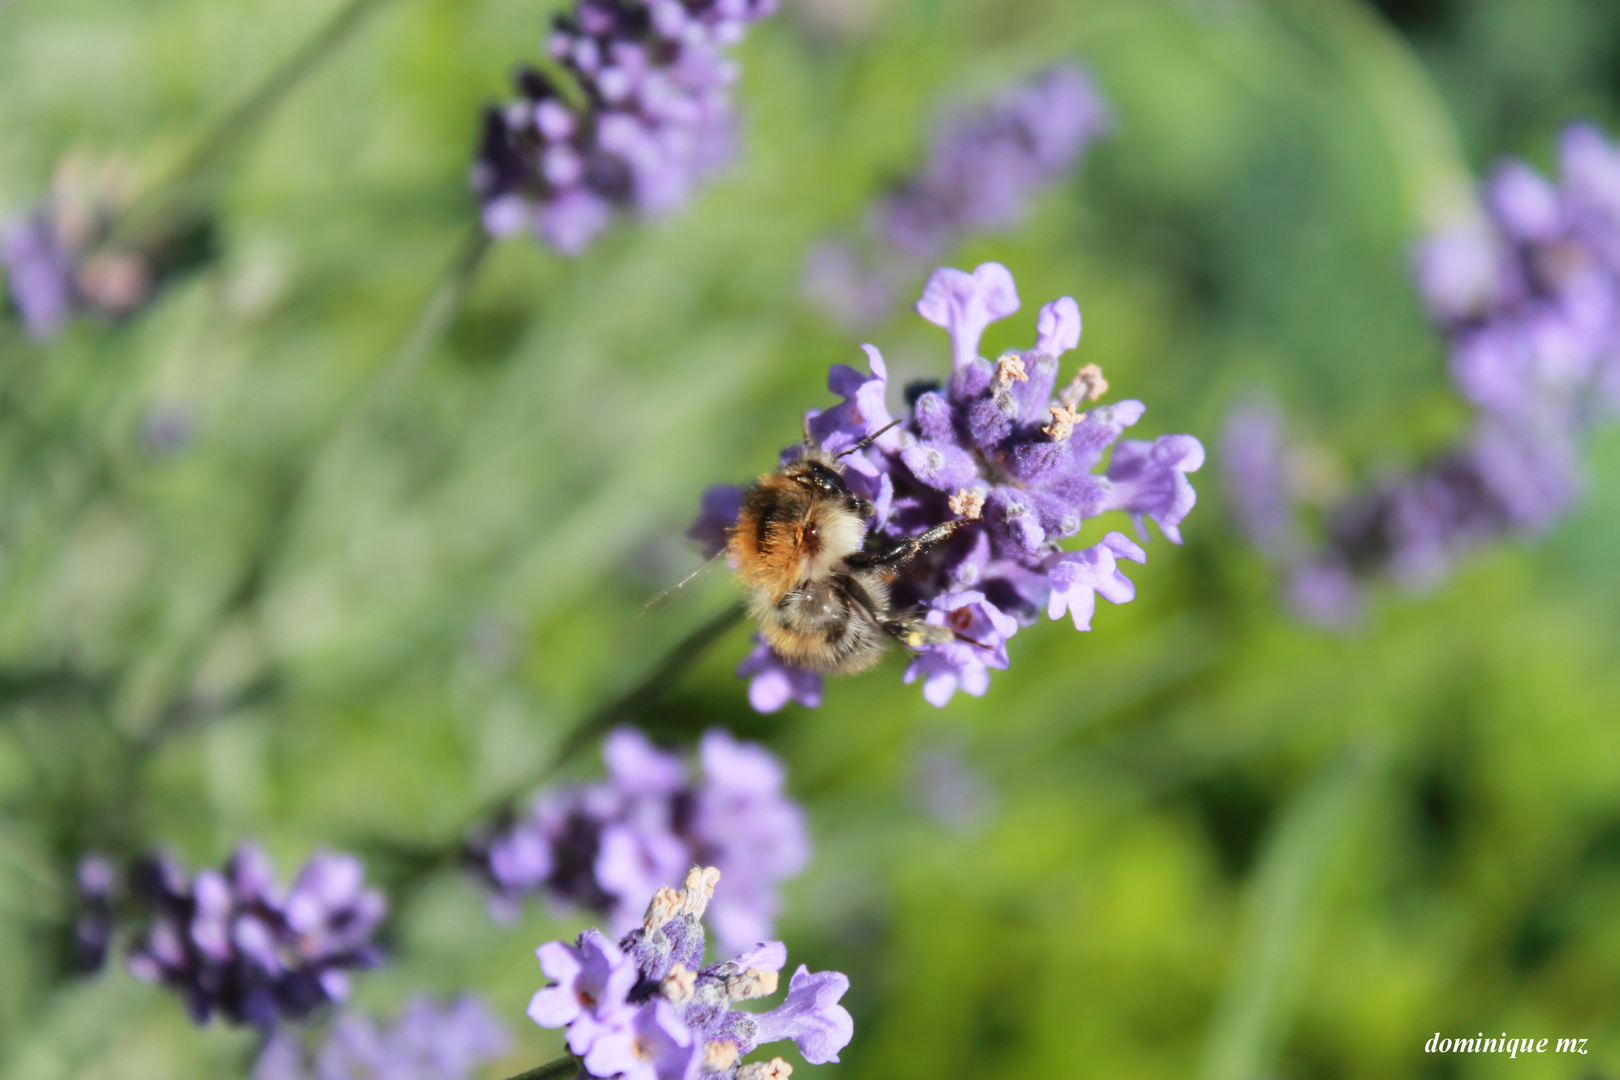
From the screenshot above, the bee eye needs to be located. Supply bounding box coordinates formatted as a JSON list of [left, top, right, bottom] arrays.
[[800, 462, 848, 497]]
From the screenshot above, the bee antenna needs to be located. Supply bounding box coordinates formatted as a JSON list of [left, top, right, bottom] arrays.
[[835, 418, 904, 459], [638, 549, 727, 619], [951, 629, 995, 650]]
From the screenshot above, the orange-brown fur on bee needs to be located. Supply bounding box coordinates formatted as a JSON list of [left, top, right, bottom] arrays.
[[728, 445, 972, 676]]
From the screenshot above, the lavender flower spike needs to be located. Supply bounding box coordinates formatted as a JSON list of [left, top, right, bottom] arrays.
[[2, 156, 162, 339], [529, 866, 854, 1080], [469, 727, 809, 955], [805, 63, 1111, 329], [472, 0, 782, 255], [122, 842, 386, 1029], [2, 213, 76, 339], [255, 996, 509, 1080], [695, 261, 1203, 708], [1228, 122, 1620, 622], [878, 64, 1112, 260]]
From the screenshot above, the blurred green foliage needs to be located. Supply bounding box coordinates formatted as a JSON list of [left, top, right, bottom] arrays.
[[2, 0, 1619, 1077]]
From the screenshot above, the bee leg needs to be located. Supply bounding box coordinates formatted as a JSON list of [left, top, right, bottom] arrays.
[[881, 617, 952, 649], [846, 517, 972, 571]]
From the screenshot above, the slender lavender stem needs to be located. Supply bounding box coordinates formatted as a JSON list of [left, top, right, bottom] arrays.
[[500, 1056, 583, 1080], [540, 600, 745, 782], [359, 600, 746, 895], [116, 0, 399, 241], [361, 223, 494, 413], [129, 223, 491, 754]]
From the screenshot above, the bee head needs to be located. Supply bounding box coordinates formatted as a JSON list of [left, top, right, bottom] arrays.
[[783, 454, 873, 520], [793, 458, 848, 498]]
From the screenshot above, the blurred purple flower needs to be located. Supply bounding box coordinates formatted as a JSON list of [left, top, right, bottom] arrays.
[[806, 64, 1111, 329], [1219, 400, 1301, 561], [469, 727, 808, 955], [530, 867, 852, 1080], [119, 843, 385, 1029], [911, 738, 994, 833], [73, 854, 118, 973], [690, 485, 745, 560], [2, 157, 166, 340], [255, 996, 509, 1080], [1226, 122, 1620, 623], [472, 0, 781, 255], [737, 637, 823, 713], [877, 64, 1111, 259], [699, 261, 1201, 707], [2, 212, 77, 339]]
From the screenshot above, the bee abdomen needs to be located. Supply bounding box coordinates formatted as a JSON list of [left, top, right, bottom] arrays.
[[751, 581, 886, 675]]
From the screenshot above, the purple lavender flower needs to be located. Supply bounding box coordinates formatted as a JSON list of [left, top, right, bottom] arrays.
[[2, 212, 77, 339], [121, 843, 385, 1028], [698, 260, 1203, 708], [911, 738, 994, 834], [530, 866, 853, 1080], [469, 727, 808, 955], [530, 930, 640, 1052], [1422, 124, 1620, 425], [471, 0, 781, 255], [1219, 400, 1304, 562], [1227, 122, 1620, 623], [736, 636, 823, 713], [901, 590, 1018, 707], [73, 854, 118, 973], [877, 65, 1111, 259], [805, 64, 1111, 329], [254, 996, 509, 1080], [2, 157, 164, 340]]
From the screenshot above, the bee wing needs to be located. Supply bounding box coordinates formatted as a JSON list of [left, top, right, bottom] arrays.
[[638, 548, 728, 618]]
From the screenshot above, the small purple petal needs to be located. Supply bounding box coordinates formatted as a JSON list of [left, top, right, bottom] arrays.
[[1103, 434, 1205, 542], [915, 262, 1020, 371], [751, 965, 855, 1065], [1043, 532, 1146, 631], [1033, 296, 1081, 357], [602, 728, 687, 796]]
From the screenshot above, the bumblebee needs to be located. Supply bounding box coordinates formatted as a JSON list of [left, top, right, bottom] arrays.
[[728, 423, 975, 674]]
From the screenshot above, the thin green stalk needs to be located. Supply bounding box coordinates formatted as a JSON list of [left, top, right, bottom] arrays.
[[359, 223, 494, 416], [501, 1056, 583, 1080], [540, 601, 746, 783], [1197, 743, 1384, 1080], [128, 223, 491, 753], [361, 601, 747, 895], [1265, 0, 1477, 231], [116, 0, 398, 241]]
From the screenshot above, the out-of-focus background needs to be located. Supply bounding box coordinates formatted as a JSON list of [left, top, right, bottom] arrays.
[[2, 0, 1619, 1076]]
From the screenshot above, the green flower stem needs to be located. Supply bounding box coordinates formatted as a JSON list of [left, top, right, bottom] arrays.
[[116, 0, 399, 242], [129, 223, 491, 752], [538, 600, 747, 783], [350, 222, 495, 421], [1196, 743, 1385, 1080], [361, 600, 747, 895], [1264, 0, 1477, 231], [501, 1056, 584, 1080]]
